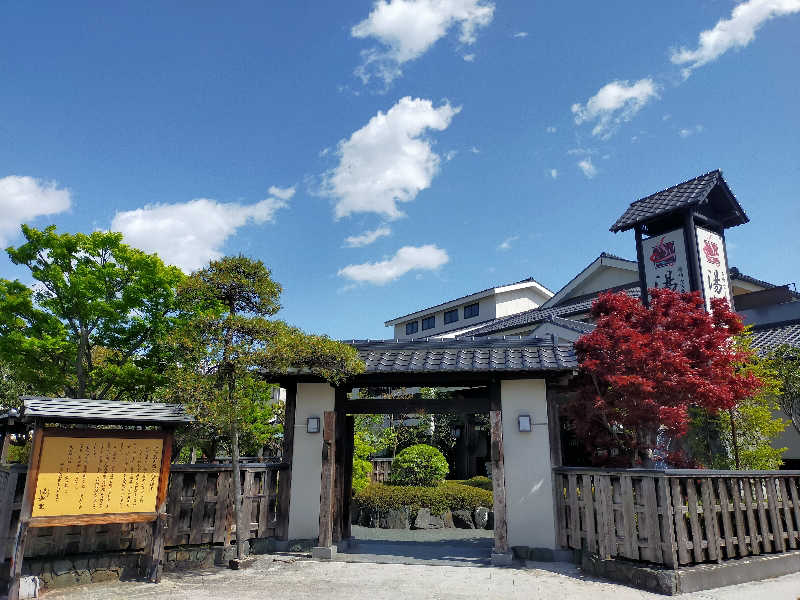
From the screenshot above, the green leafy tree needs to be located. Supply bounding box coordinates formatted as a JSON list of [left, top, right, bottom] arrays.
[[688, 331, 788, 469], [772, 344, 800, 434], [0, 225, 184, 400], [170, 255, 363, 559]]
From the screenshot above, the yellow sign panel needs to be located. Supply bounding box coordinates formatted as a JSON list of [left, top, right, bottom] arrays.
[[31, 434, 165, 518]]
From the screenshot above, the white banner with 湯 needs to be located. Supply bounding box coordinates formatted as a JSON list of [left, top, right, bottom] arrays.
[[642, 228, 690, 295], [695, 225, 732, 311]]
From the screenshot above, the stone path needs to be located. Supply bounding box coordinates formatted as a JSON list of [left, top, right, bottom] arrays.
[[41, 555, 800, 600], [338, 525, 494, 566]]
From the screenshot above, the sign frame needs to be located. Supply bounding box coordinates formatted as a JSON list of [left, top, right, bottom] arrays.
[[26, 428, 173, 528]]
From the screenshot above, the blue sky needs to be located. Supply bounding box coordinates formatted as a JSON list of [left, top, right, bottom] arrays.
[[1, 1, 799, 339]]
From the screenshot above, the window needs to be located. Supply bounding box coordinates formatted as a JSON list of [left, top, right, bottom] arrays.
[[444, 308, 459, 324], [464, 302, 479, 318], [405, 321, 418, 335], [422, 315, 436, 330]]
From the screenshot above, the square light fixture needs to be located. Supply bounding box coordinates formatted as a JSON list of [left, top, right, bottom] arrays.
[[307, 416, 321, 434], [518, 414, 532, 433]]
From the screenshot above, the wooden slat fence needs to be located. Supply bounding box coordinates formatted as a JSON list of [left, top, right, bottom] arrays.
[[1, 462, 289, 561], [554, 467, 800, 568], [370, 458, 392, 483]]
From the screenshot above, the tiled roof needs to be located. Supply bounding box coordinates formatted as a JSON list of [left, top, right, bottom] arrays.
[[546, 315, 596, 334], [610, 170, 748, 232], [461, 284, 642, 337], [18, 396, 194, 424], [350, 337, 578, 373], [750, 320, 800, 354]]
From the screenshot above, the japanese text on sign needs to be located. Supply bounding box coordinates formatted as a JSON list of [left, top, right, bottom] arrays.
[[31, 434, 164, 518]]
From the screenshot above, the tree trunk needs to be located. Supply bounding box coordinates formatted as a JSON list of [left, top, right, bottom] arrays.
[[231, 421, 244, 560], [76, 325, 89, 398], [729, 408, 741, 469]]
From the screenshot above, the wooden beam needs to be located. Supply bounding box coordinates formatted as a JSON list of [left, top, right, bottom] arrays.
[[332, 392, 347, 544], [8, 425, 43, 600], [317, 411, 336, 548], [277, 382, 296, 540], [342, 416, 355, 541], [634, 224, 649, 306], [490, 407, 508, 554], [338, 396, 491, 415], [146, 429, 174, 583]]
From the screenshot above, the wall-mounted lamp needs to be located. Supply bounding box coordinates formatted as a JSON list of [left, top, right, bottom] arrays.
[[518, 414, 532, 433], [307, 416, 320, 434]]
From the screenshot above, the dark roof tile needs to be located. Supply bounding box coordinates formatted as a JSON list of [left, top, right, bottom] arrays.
[[610, 170, 748, 232]]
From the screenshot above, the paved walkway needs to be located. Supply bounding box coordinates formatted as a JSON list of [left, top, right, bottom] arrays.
[[41, 554, 800, 600]]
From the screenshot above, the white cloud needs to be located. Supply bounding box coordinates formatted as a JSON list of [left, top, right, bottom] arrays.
[[679, 124, 705, 138], [268, 185, 295, 200], [112, 193, 287, 272], [323, 97, 460, 220], [578, 158, 598, 178], [463, 53, 476, 62], [338, 244, 449, 285], [549, 169, 558, 179], [0, 175, 71, 245], [546, 126, 557, 133], [444, 150, 458, 161], [671, 0, 800, 75], [497, 235, 518, 251], [352, 0, 495, 84], [571, 78, 658, 139], [470, 145, 480, 153], [344, 226, 392, 247], [513, 31, 528, 38]]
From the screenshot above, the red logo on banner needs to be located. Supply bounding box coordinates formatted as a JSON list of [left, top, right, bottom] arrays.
[[649, 237, 676, 268], [703, 239, 721, 266]]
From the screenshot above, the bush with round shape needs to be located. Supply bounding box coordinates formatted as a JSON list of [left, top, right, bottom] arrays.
[[354, 481, 492, 516], [389, 444, 449, 487]]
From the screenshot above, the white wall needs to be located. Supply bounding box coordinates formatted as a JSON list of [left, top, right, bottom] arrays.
[[287, 382, 335, 540], [773, 414, 800, 460], [495, 288, 547, 318], [500, 378, 556, 549], [567, 266, 637, 299]]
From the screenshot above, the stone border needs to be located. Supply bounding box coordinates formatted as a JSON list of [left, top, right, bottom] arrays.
[[577, 549, 800, 595], [352, 505, 493, 530]]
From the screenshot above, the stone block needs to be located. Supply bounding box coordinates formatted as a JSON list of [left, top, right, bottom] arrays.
[[311, 545, 337, 560], [75, 570, 92, 585], [383, 506, 410, 529], [528, 547, 554, 562], [176, 550, 190, 562], [452, 509, 475, 529], [473, 507, 489, 529], [214, 545, 238, 566], [442, 511, 454, 528], [52, 559, 73, 576], [511, 546, 530, 560], [72, 558, 88, 571], [228, 556, 257, 570], [412, 508, 431, 529], [491, 552, 513, 567]]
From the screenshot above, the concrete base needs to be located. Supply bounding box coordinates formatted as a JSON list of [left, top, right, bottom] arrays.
[[228, 556, 258, 570], [491, 552, 513, 567], [579, 549, 800, 595], [337, 537, 357, 552], [311, 546, 338, 560]]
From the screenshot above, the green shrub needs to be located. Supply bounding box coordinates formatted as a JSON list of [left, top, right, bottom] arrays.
[[352, 458, 372, 494], [389, 444, 448, 486], [354, 481, 493, 515], [454, 476, 492, 491]]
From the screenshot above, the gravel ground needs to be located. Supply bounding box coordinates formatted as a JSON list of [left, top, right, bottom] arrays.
[[40, 554, 800, 600]]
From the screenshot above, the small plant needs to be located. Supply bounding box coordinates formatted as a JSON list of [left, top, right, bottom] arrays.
[[389, 444, 448, 487], [355, 481, 492, 515], [457, 476, 493, 491]]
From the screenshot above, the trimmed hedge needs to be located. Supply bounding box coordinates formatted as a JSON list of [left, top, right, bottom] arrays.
[[354, 481, 493, 516], [455, 476, 492, 491]]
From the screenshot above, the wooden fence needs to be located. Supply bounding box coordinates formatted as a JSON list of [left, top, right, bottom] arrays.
[[554, 467, 800, 568], [1, 462, 289, 561], [371, 458, 392, 483]]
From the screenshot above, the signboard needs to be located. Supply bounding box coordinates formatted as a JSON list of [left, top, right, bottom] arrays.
[[28, 430, 169, 526], [642, 228, 690, 294], [695, 225, 732, 311]]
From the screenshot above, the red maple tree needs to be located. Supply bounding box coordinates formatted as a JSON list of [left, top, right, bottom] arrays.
[[563, 288, 762, 467]]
